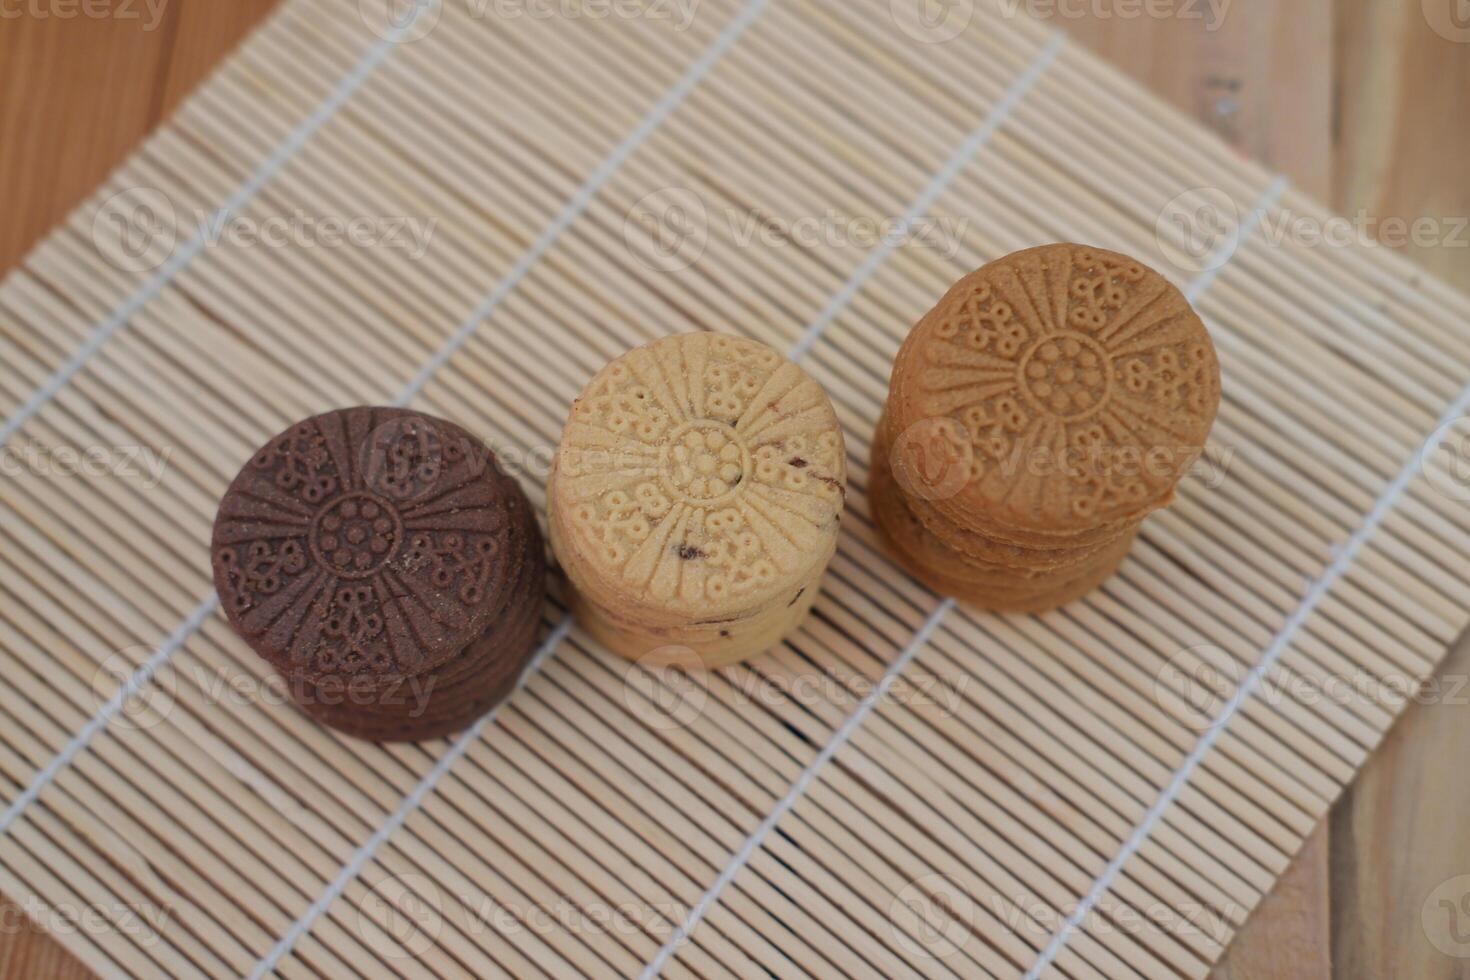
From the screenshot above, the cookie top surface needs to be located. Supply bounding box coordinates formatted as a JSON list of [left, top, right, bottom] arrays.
[[888, 244, 1220, 532], [211, 407, 542, 682], [553, 332, 846, 615]]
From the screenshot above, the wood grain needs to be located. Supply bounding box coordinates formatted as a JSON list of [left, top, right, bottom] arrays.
[[0, 5, 277, 976], [0, 0, 278, 272], [0, 895, 90, 980], [1069, 3, 1470, 978], [1060, 11, 1335, 975], [0, 1, 1465, 977], [1324, 4, 1470, 973], [1062, 0, 1334, 199]]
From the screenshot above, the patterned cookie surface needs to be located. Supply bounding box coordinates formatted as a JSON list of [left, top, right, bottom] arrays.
[[889, 244, 1219, 533], [212, 407, 543, 682], [873, 411, 1124, 570], [553, 333, 846, 616], [871, 457, 1136, 611]]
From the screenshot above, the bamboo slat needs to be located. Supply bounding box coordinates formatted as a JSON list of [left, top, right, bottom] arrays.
[[1, 0, 1467, 977]]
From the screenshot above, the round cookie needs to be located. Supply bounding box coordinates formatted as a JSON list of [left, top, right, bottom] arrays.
[[212, 407, 547, 739], [887, 244, 1219, 539], [552, 333, 846, 665], [873, 412, 1125, 573], [288, 561, 544, 722], [912, 546, 1133, 614], [548, 487, 833, 630], [296, 608, 543, 738], [566, 578, 821, 670], [871, 462, 1135, 612], [299, 672, 528, 742]]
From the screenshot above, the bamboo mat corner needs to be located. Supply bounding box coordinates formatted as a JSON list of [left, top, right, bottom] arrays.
[[1, 0, 1469, 977]]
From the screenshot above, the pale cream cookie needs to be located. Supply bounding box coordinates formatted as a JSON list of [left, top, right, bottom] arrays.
[[552, 332, 847, 665]]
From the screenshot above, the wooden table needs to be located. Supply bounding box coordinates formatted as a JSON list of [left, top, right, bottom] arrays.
[[1, 1, 1467, 976]]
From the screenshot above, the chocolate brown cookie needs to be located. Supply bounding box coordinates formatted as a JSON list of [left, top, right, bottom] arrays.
[[212, 407, 546, 739], [871, 451, 1134, 611]]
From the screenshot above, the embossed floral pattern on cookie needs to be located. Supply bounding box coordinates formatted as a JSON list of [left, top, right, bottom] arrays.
[[212, 408, 522, 679], [555, 333, 846, 613], [894, 245, 1219, 527]]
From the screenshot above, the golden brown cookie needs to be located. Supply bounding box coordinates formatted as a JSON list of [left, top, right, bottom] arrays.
[[886, 244, 1219, 539], [873, 411, 1125, 572], [551, 332, 846, 667], [871, 459, 1135, 612]]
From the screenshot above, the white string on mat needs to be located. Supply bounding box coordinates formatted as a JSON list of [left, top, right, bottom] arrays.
[[641, 31, 1066, 977], [0, 5, 436, 837], [1017, 172, 1470, 979], [0, 594, 219, 835], [248, 617, 573, 980], [1184, 176, 1290, 304], [401, 0, 773, 398], [0, 0, 771, 858], [0, 2, 435, 451], [239, 1, 776, 970], [787, 31, 1067, 362], [246, 22, 1052, 972], [640, 598, 955, 979], [1024, 383, 1470, 979]]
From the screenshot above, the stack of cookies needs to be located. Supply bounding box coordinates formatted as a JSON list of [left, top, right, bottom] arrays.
[[212, 407, 546, 741], [871, 244, 1220, 612], [550, 332, 847, 670]]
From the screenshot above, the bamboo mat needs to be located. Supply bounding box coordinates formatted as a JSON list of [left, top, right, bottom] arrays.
[[1, 0, 1468, 976]]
